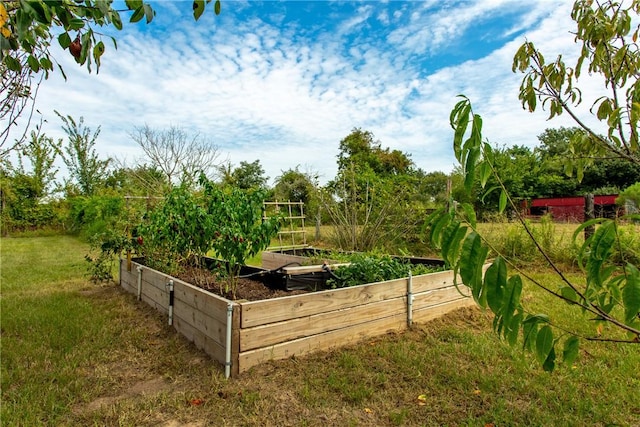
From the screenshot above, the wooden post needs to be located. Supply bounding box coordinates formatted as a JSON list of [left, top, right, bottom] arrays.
[[315, 206, 321, 242], [584, 193, 595, 240]]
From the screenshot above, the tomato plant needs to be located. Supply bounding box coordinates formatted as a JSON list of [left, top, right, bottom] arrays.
[[138, 184, 214, 274], [201, 176, 281, 297]]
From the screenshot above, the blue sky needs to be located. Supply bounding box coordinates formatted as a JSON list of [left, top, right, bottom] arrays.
[[16, 0, 606, 185]]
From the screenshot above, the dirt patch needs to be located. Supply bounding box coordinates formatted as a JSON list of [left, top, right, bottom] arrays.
[[76, 376, 171, 414], [176, 265, 309, 301]]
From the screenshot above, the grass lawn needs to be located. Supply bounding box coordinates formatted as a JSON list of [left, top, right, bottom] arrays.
[[1, 235, 639, 426]]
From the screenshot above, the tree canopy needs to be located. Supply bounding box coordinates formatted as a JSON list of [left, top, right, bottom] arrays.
[[428, 0, 640, 371], [1, 0, 221, 155]]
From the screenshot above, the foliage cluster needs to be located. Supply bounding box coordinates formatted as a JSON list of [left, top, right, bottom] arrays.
[[327, 254, 442, 288], [428, 0, 640, 371], [1, 0, 221, 153], [138, 176, 281, 297], [324, 128, 443, 254], [457, 128, 640, 216]]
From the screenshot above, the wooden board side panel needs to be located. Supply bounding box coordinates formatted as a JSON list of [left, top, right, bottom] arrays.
[[120, 265, 137, 295], [261, 252, 287, 270], [241, 278, 408, 328], [410, 270, 460, 293], [412, 286, 471, 311], [120, 263, 137, 288], [411, 298, 476, 324], [238, 311, 407, 373], [139, 275, 169, 312], [172, 299, 227, 347], [240, 297, 406, 351], [172, 280, 230, 324], [173, 313, 226, 364]]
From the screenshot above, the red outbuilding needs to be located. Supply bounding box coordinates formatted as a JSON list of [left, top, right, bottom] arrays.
[[523, 195, 620, 222]]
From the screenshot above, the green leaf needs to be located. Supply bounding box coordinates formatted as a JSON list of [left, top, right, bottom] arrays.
[[498, 189, 507, 214], [143, 4, 155, 23], [507, 310, 523, 346], [58, 32, 72, 49], [622, 263, 640, 324], [536, 325, 554, 364], [94, 41, 105, 56], [586, 221, 616, 288], [3, 55, 22, 72], [429, 210, 451, 248], [460, 232, 489, 307], [522, 320, 538, 352], [130, 6, 145, 23], [463, 145, 480, 191], [478, 161, 491, 188], [27, 55, 40, 72], [441, 222, 467, 268], [542, 346, 556, 372], [39, 57, 53, 71], [562, 336, 579, 365], [485, 257, 507, 313], [451, 99, 471, 161], [215, 0, 221, 15], [125, 0, 144, 9], [67, 18, 85, 30], [93, 41, 105, 70], [460, 203, 477, 229], [193, 0, 205, 20], [501, 275, 522, 334], [111, 11, 123, 30], [25, 0, 50, 24], [560, 286, 578, 304]]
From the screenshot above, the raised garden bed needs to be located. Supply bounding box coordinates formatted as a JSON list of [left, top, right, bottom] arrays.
[[261, 247, 447, 290], [120, 256, 474, 378]]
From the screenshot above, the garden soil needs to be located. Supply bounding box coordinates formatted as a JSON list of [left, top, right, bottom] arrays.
[[177, 265, 309, 301]]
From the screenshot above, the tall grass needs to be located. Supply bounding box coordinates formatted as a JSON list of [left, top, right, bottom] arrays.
[[478, 216, 640, 268]]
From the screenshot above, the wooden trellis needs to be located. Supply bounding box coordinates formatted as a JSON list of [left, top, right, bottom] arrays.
[[263, 200, 307, 252]]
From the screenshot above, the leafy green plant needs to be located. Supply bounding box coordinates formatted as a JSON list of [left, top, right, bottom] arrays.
[[85, 228, 132, 283], [426, 0, 640, 371], [138, 185, 214, 275], [200, 176, 281, 297], [327, 254, 442, 288]]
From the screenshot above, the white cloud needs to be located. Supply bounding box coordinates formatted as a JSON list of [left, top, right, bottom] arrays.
[[8, 0, 608, 187]]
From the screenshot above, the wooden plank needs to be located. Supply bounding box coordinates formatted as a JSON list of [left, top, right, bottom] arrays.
[[140, 268, 173, 291], [410, 270, 458, 293], [261, 252, 289, 270], [412, 286, 472, 311], [240, 278, 408, 328], [240, 285, 470, 352], [121, 278, 136, 295], [139, 276, 169, 312], [266, 244, 309, 252], [172, 313, 226, 364], [172, 298, 227, 346], [119, 264, 137, 288], [281, 263, 350, 275], [172, 280, 231, 324], [238, 311, 407, 373], [120, 265, 137, 295], [240, 296, 406, 351], [412, 298, 475, 324], [231, 304, 241, 378]]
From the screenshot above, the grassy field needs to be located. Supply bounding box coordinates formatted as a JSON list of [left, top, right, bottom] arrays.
[[1, 235, 639, 426]]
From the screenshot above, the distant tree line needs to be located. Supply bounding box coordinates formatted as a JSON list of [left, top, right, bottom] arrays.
[[1, 118, 637, 252]]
